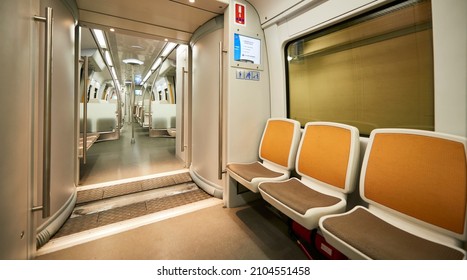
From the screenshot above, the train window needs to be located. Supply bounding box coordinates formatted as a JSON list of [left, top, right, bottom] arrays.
[[286, 0, 433, 136]]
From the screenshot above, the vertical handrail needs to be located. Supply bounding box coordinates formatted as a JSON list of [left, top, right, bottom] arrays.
[[131, 67, 136, 143], [218, 41, 224, 180], [149, 62, 163, 130], [82, 57, 89, 164], [33, 7, 53, 218], [181, 67, 186, 152], [141, 86, 150, 127], [148, 87, 152, 129], [115, 89, 122, 132]]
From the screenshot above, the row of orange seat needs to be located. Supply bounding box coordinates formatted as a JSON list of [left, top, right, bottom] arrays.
[[226, 118, 467, 260]]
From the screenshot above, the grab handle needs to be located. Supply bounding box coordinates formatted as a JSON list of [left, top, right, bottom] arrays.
[[181, 67, 188, 152], [34, 7, 53, 218], [218, 41, 224, 180], [82, 56, 89, 164]]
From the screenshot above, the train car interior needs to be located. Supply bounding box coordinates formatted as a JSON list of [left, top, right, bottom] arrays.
[[1, 0, 466, 266]]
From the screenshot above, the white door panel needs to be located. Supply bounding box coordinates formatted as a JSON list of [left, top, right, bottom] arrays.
[[191, 27, 225, 197]]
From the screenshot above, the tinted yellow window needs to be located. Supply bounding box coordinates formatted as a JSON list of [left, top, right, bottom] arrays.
[[286, 0, 433, 136]]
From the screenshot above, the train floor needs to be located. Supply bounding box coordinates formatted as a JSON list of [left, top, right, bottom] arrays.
[[79, 122, 185, 186], [36, 183, 306, 259], [36, 122, 307, 260], [52, 171, 211, 239]]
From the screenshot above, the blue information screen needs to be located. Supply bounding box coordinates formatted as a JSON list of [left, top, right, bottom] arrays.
[[234, 33, 261, 65]]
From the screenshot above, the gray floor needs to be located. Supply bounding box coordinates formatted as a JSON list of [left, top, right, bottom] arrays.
[[36, 200, 307, 260], [50, 122, 308, 260], [79, 123, 185, 185]]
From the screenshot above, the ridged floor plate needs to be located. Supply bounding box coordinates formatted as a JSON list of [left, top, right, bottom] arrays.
[[37, 197, 222, 257], [38, 170, 220, 256], [53, 188, 211, 239], [76, 172, 193, 204], [50, 171, 212, 241]]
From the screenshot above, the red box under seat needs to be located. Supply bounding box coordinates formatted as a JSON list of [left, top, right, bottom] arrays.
[[291, 220, 348, 260], [314, 229, 348, 260]]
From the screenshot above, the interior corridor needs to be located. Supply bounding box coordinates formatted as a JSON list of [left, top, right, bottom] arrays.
[[79, 123, 185, 186]]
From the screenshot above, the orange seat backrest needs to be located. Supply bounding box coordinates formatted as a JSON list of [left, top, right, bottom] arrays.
[[296, 122, 359, 193], [363, 130, 467, 236], [259, 119, 299, 169]]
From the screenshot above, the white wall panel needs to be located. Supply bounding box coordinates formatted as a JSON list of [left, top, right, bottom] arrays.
[[190, 1, 271, 197], [34, 0, 77, 250], [191, 26, 225, 197], [225, 0, 271, 164], [432, 0, 467, 137]]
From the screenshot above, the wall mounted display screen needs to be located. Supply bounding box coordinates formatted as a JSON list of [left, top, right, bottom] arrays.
[[234, 33, 261, 65]]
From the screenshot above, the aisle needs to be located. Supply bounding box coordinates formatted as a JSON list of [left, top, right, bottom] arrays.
[[79, 123, 185, 185]]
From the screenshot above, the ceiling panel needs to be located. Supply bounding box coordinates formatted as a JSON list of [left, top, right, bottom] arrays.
[[170, 0, 228, 14], [76, 0, 227, 39], [109, 32, 168, 84], [77, 0, 228, 88]]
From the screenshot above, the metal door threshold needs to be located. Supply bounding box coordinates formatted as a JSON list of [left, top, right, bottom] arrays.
[[35, 171, 222, 256], [76, 171, 193, 205], [53, 185, 212, 239]]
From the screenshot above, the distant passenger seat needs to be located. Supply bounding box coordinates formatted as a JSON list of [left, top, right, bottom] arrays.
[[226, 118, 301, 194], [319, 129, 467, 259], [258, 122, 360, 230]]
